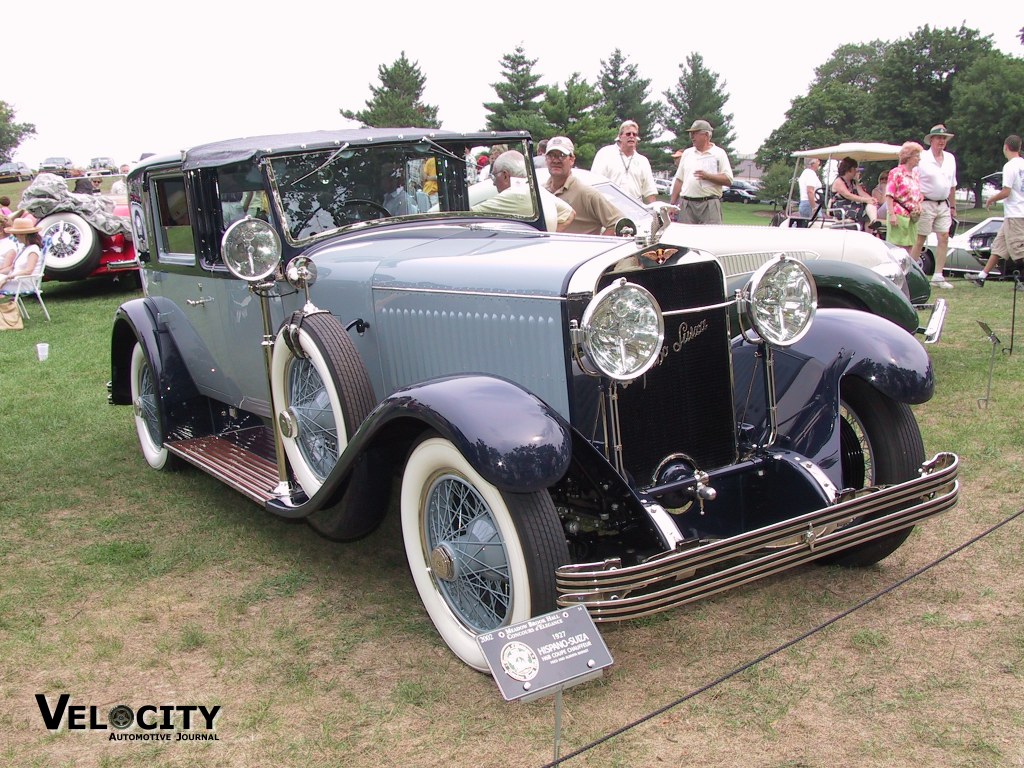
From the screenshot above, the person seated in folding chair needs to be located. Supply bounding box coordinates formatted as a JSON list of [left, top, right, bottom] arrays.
[[0, 216, 50, 321]]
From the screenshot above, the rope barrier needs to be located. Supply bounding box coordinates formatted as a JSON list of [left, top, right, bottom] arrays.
[[540, 506, 1024, 767]]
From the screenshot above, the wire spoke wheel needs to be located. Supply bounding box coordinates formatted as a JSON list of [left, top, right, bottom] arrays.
[[819, 378, 924, 567], [271, 312, 376, 497], [426, 472, 513, 631], [401, 435, 569, 670], [129, 343, 178, 471], [288, 357, 339, 481]]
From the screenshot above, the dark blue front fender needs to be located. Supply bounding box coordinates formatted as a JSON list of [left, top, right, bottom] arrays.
[[732, 308, 933, 468], [367, 374, 573, 492], [268, 374, 573, 518]]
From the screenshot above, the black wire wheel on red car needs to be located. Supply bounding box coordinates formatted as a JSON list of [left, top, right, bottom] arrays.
[[37, 212, 102, 280], [400, 434, 570, 670], [819, 377, 926, 567], [270, 312, 378, 537]]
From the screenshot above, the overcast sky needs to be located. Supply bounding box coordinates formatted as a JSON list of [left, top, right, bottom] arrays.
[[6, 4, 1019, 167]]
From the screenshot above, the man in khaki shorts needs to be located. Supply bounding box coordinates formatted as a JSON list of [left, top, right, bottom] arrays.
[[968, 134, 1024, 289], [911, 124, 958, 289]]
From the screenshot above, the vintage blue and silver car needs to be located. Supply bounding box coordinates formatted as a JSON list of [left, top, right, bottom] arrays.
[[108, 129, 959, 670]]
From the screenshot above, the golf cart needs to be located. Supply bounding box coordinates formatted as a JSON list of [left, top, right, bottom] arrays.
[[777, 142, 902, 231]]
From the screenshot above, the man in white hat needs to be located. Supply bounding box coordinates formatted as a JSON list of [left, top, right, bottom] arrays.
[[590, 120, 658, 204], [544, 136, 625, 235], [670, 119, 733, 225], [912, 124, 958, 289]]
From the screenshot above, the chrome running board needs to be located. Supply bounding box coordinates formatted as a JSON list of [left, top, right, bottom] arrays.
[[557, 453, 959, 621]]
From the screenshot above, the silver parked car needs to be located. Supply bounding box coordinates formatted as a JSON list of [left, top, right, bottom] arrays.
[[109, 129, 959, 670], [922, 216, 1004, 277]]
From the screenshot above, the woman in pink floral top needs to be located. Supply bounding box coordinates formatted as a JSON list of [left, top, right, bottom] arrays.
[[884, 142, 924, 246]]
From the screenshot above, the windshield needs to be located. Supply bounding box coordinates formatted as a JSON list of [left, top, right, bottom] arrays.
[[591, 180, 653, 228], [266, 139, 540, 243]]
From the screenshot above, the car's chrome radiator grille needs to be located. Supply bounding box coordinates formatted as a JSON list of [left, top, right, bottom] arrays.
[[599, 259, 737, 486]]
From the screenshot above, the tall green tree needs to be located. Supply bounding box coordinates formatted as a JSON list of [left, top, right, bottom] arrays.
[[813, 40, 888, 90], [756, 82, 880, 168], [756, 26, 995, 185], [539, 74, 609, 167], [951, 51, 1024, 206], [757, 41, 888, 168], [341, 52, 440, 128], [483, 45, 551, 136], [872, 25, 992, 144], [596, 48, 662, 138], [663, 53, 736, 162], [0, 101, 35, 164]]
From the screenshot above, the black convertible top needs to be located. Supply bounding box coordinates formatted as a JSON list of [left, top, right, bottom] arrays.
[[177, 128, 530, 171]]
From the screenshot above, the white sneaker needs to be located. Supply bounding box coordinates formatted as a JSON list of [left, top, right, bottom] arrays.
[[932, 279, 954, 290]]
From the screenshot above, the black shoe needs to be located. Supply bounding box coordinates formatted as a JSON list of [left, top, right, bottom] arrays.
[[967, 273, 985, 287]]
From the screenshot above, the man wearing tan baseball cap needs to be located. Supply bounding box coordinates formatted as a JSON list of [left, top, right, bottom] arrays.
[[544, 137, 624, 235]]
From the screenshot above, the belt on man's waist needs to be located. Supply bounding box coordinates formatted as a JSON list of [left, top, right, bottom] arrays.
[[683, 196, 717, 202], [924, 198, 949, 205]]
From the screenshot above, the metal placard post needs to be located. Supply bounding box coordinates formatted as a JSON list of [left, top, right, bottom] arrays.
[[1004, 275, 1020, 355], [977, 320, 1001, 408], [477, 605, 613, 761]]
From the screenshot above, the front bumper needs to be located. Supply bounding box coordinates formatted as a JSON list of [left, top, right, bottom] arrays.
[[917, 297, 948, 344], [557, 452, 959, 620]]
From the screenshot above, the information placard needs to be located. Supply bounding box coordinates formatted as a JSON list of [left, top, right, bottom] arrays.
[[477, 606, 613, 702]]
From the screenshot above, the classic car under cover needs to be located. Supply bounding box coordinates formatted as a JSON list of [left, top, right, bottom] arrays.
[[17, 173, 132, 237]]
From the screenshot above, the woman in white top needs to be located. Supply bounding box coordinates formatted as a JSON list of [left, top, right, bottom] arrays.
[[0, 216, 44, 291]]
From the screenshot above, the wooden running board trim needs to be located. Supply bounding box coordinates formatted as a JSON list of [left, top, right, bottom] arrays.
[[166, 434, 279, 505]]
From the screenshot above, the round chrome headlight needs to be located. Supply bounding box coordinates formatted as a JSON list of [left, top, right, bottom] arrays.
[[744, 255, 816, 346], [221, 217, 282, 282], [581, 278, 664, 381]]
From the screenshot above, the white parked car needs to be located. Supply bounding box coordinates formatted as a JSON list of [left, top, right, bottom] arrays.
[[537, 167, 943, 342]]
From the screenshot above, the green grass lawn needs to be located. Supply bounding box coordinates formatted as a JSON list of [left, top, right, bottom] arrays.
[[2, 267, 1022, 767]]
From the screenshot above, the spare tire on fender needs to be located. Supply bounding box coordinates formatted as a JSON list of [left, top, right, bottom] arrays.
[[38, 211, 102, 280]]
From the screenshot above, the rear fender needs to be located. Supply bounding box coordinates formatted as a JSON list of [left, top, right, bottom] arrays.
[[110, 298, 200, 414]]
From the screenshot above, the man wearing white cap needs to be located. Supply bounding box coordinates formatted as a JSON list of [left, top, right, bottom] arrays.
[[544, 136, 624, 235], [670, 119, 733, 225], [590, 120, 658, 203], [912, 124, 958, 289]]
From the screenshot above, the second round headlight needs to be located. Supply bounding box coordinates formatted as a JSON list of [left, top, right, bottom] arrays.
[[744, 255, 817, 346], [582, 279, 664, 380]]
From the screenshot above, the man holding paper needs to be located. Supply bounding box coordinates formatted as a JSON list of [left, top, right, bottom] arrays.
[[670, 119, 734, 225]]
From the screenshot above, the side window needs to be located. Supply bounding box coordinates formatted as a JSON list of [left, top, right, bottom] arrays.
[[153, 176, 196, 262], [216, 162, 269, 233]]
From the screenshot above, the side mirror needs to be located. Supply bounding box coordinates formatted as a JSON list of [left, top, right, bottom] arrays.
[[614, 218, 637, 238]]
